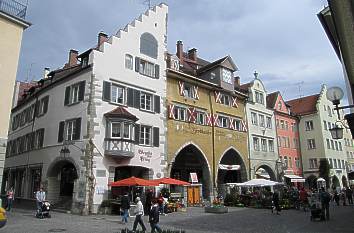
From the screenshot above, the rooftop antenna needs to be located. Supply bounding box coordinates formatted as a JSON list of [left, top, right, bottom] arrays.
[[143, 0, 152, 9], [295, 81, 304, 99]]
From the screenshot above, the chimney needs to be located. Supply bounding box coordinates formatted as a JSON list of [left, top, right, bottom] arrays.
[[97, 31, 108, 48], [68, 49, 78, 67], [176, 40, 183, 62], [234, 76, 240, 87], [43, 67, 50, 79], [188, 48, 197, 62]]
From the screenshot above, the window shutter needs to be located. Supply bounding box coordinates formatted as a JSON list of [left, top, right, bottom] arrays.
[[78, 81, 86, 101], [134, 90, 141, 109], [74, 118, 82, 140], [30, 131, 36, 149], [135, 124, 140, 144], [153, 127, 159, 147], [155, 64, 160, 79], [39, 129, 45, 148], [135, 57, 140, 72], [64, 86, 71, 105], [102, 81, 111, 102], [58, 121, 65, 143], [43, 96, 49, 114], [127, 88, 134, 107], [154, 95, 160, 113], [35, 100, 40, 117]]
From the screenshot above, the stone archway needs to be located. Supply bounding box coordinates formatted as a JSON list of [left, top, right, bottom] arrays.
[[170, 144, 212, 199], [217, 148, 247, 185], [256, 165, 276, 181], [342, 175, 348, 188], [46, 159, 79, 209]]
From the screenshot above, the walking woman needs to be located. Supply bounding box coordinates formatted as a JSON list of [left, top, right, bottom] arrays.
[[6, 188, 14, 211], [272, 191, 281, 215]]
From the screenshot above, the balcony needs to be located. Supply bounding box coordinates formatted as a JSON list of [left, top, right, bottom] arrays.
[[0, 0, 27, 20], [104, 138, 135, 158]]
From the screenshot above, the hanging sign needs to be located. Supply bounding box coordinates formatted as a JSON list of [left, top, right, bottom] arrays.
[[190, 172, 198, 183], [218, 164, 241, 170]]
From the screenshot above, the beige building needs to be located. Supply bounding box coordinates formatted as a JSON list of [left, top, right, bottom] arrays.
[[0, 1, 30, 191]]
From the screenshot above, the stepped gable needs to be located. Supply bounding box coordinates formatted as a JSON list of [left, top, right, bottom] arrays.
[[104, 107, 139, 122], [266, 91, 279, 109], [286, 94, 320, 116]]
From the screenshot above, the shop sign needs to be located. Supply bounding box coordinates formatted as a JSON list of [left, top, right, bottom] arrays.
[[138, 149, 152, 163], [190, 172, 198, 183]]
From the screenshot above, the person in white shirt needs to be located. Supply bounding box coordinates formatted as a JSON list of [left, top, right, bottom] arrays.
[[132, 197, 146, 232], [36, 188, 46, 212]]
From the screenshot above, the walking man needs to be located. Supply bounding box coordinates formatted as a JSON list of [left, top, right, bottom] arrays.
[[346, 187, 353, 205], [121, 192, 130, 224], [272, 191, 281, 215], [320, 187, 331, 221], [132, 197, 146, 232], [149, 199, 162, 233], [36, 187, 46, 213]]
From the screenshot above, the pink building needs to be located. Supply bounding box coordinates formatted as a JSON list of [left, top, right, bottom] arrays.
[[267, 92, 303, 180]]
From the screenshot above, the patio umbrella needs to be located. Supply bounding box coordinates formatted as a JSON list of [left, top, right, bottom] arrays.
[[236, 178, 281, 187], [154, 177, 190, 186], [109, 176, 158, 187]]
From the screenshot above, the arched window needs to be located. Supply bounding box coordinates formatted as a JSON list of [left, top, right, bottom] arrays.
[[140, 32, 158, 59]]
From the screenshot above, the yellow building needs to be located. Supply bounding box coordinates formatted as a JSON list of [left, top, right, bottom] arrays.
[[166, 41, 249, 203], [0, 1, 30, 191]]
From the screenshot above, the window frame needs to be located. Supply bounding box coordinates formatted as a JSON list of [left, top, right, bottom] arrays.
[[140, 92, 153, 111], [111, 84, 126, 105], [125, 54, 133, 70], [139, 125, 152, 146]]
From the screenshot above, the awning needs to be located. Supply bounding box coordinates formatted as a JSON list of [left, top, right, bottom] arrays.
[[284, 174, 305, 183], [237, 179, 282, 187]]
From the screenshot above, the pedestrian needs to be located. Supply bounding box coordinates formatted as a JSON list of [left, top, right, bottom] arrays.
[[35, 187, 46, 214], [320, 187, 330, 221], [6, 187, 14, 211], [347, 187, 353, 205], [340, 189, 347, 206], [333, 190, 340, 206], [272, 191, 281, 215], [299, 187, 308, 211], [121, 192, 130, 224], [132, 197, 146, 232], [145, 189, 153, 215], [149, 199, 162, 233], [345, 187, 353, 205]]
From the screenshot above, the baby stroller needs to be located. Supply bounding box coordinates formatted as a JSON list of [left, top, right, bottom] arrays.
[[36, 201, 51, 219], [309, 193, 323, 221]]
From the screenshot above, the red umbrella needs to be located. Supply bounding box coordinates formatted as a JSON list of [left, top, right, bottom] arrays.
[[154, 177, 190, 186], [109, 176, 158, 187]]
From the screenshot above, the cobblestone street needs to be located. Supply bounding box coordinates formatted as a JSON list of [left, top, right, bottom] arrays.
[[2, 204, 354, 233]]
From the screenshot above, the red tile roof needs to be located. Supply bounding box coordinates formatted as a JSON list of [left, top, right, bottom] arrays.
[[286, 94, 320, 116], [266, 92, 279, 109], [104, 107, 138, 121], [240, 82, 251, 91]]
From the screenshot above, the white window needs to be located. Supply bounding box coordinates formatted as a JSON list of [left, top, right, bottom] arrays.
[[335, 141, 338, 151], [323, 120, 327, 130], [140, 92, 153, 111], [70, 84, 80, 104], [222, 68, 232, 84], [327, 106, 332, 117], [261, 138, 267, 152], [218, 116, 229, 128], [309, 158, 318, 169], [66, 120, 76, 141], [139, 59, 155, 77], [196, 111, 205, 125], [305, 121, 314, 131], [220, 94, 230, 106], [183, 83, 195, 99], [253, 137, 260, 151], [251, 112, 258, 125], [280, 120, 285, 129], [111, 85, 125, 104], [123, 123, 131, 139], [268, 140, 274, 152], [139, 125, 152, 146], [326, 139, 330, 149], [333, 159, 338, 168], [259, 114, 265, 127], [266, 116, 272, 128], [111, 122, 121, 138], [174, 106, 186, 121], [255, 91, 264, 104], [307, 139, 316, 150], [234, 119, 242, 131], [329, 158, 333, 168], [125, 54, 133, 69]]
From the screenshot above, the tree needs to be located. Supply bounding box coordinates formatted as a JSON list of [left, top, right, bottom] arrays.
[[318, 159, 330, 188]]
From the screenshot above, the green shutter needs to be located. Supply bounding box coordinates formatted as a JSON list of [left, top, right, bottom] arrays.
[[78, 81, 86, 101], [58, 121, 65, 143], [102, 81, 111, 102], [153, 127, 159, 147], [64, 86, 71, 105]]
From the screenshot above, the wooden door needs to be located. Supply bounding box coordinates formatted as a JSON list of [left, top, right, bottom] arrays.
[[187, 186, 201, 206]]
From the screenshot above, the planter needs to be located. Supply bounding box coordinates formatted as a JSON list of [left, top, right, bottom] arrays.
[[204, 206, 228, 214]]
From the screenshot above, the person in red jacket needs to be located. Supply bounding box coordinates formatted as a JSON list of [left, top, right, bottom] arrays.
[[299, 188, 308, 211]]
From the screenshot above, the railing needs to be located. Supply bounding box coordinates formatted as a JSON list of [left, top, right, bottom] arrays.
[[0, 0, 27, 20], [104, 138, 135, 158]]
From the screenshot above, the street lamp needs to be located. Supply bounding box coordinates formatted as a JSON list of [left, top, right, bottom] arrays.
[[327, 86, 354, 139]]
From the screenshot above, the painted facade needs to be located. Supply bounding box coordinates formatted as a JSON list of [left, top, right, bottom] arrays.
[[166, 44, 249, 200], [0, 3, 30, 194], [3, 4, 168, 213], [287, 85, 349, 188], [267, 92, 303, 180], [241, 76, 279, 181]]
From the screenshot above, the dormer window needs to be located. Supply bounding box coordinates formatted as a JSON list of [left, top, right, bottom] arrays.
[[255, 91, 264, 104], [222, 68, 232, 84]]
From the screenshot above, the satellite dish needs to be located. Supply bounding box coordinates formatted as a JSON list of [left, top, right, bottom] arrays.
[[327, 86, 344, 103]]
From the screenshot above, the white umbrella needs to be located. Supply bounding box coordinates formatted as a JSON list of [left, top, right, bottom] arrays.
[[236, 179, 281, 187]]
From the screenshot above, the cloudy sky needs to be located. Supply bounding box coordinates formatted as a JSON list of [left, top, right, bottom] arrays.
[[17, 0, 345, 102]]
